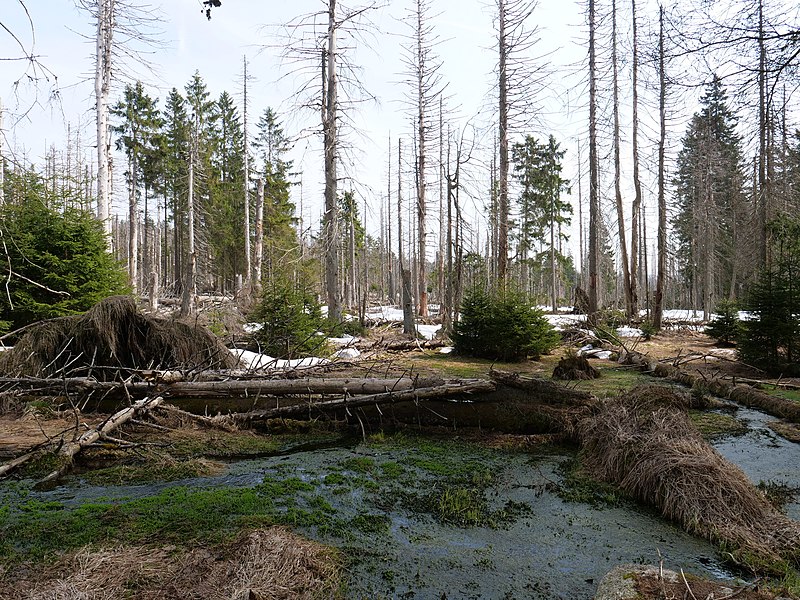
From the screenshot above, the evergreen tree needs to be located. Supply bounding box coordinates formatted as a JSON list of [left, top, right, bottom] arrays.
[[512, 134, 572, 308], [0, 169, 128, 332], [112, 81, 162, 292], [253, 107, 297, 280], [739, 216, 800, 375], [162, 88, 190, 293], [207, 90, 246, 291], [673, 77, 745, 315]]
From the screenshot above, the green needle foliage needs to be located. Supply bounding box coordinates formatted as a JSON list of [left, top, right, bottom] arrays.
[[453, 287, 560, 362], [251, 276, 326, 359], [0, 173, 129, 334], [738, 217, 800, 375], [705, 300, 742, 346]]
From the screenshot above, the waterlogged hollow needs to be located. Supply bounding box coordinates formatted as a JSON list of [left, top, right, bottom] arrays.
[[712, 406, 800, 521], [1, 435, 740, 599]]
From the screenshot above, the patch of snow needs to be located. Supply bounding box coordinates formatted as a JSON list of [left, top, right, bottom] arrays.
[[327, 335, 358, 347], [416, 324, 442, 340], [243, 322, 263, 334], [332, 347, 361, 359], [366, 305, 405, 322], [590, 350, 613, 360], [230, 349, 330, 371], [439, 346, 454, 354], [709, 348, 737, 360], [545, 313, 587, 330], [616, 327, 644, 338]]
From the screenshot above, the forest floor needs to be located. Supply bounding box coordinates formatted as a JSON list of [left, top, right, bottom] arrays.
[[1, 325, 799, 599]]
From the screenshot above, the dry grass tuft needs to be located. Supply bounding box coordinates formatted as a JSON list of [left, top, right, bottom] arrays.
[[0, 296, 236, 379], [2, 527, 342, 600], [579, 385, 800, 571]]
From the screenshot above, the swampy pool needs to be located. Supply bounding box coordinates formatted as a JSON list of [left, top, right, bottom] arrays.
[[1, 405, 798, 599]]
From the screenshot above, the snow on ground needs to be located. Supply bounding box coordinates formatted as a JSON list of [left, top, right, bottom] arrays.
[[439, 346, 454, 354], [616, 326, 644, 338], [230, 349, 330, 371], [416, 324, 442, 340], [544, 313, 587, 330], [327, 335, 359, 347], [331, 347, 361, 359], [366, 306, 406, 322]]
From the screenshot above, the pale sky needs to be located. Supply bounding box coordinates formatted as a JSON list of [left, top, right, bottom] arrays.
[[1, 0, 719, 266]]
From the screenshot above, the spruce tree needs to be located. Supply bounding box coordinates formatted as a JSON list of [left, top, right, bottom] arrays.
[[673, 77, 745, 314]]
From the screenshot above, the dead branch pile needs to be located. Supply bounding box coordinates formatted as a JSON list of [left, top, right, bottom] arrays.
[[0, 296, 236, 380], [579, 385, 800, 570], [1, 527, 341, 600]]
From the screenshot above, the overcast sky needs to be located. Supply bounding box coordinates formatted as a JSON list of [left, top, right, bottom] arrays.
[[1, 0, 705, 264]]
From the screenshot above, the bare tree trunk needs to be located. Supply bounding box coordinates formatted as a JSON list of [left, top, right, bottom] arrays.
[[242, 56, 252, 291], [611, 0, 633, 318], [588, 0, 600, 318], [653, 6, 667, 329], [387, 134, 394, 303], [323, 1, 342, 323], [0, 97, 4, 207], [758, 0, 768, 268], [629, 0, 642, 318], [128, 155, 139, 295], [415, 0, 429, 317], [497, 0, 510, 286], [180, 143, 196, 317], [253, 178, 264, 296], [437, 97, 445, 311], [95, 0, 114, 247]]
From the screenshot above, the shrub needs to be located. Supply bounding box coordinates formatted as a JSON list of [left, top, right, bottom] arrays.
[[704, 300, 741, 346], [0, 197, 129, 334], [251, 278, 326, 359], [453, 287, 560, 362], [737, 216, 800, 375]]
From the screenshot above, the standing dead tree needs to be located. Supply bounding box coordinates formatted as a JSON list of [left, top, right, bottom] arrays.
[[494, 0, 543, 287], [400, 0, 445, 317], [77, 0, 162, 250], [275, 1, 379, 324]]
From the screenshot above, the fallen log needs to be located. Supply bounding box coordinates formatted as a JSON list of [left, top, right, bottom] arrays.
[[0, 376, 446, 401], [381, 339, 447, 351], [34, 395, 165, 487], [227, 379, 495, 424], [622, 349, 800, 423], [489, 370, 597, 407]]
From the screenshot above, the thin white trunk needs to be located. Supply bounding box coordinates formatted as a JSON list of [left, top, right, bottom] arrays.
[[181, 144, 196, 317], [242, 56, 252, 290], [95, 0, 114, 246], [323, 0, 341, 322], [254, 178, 265, 296], [0, 97, 4, 206]]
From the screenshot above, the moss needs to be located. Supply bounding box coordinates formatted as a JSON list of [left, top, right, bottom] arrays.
[[340, 456, 375, 474], [555, 457, 623, 507], [79, 457, 224, 485], [689, 410, 748, 438]]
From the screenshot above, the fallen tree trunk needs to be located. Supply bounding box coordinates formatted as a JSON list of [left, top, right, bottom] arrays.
[[0, 376, 446, 402], [228, 379, 495, 424], [622, 350, 800, 423], [381, 339, 447, 351], [34, 395, 165, 486]]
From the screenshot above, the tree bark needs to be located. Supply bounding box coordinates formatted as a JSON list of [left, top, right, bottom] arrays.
[[630, 0, 642, 317], [588, 0, 600, 318], [653, 7, 667, 329], [497, 0, 510, 286], [95, 0, 114, 247], [228, 380, 495, 423], [323, 1, 342, 323]]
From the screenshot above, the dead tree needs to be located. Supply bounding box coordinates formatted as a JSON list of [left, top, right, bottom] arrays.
[[400, 0, 445, 317]]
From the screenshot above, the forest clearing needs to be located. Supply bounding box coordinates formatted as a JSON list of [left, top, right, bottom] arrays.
[[3, 0, 800, 597], [0, 297, 799, 599]]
